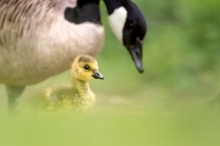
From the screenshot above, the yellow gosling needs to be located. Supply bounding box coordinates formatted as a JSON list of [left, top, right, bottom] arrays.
[[41, 55, 104, 113]]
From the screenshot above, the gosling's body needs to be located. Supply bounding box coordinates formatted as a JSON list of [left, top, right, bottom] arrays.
[[41, 55, 104, 112], [44, 82, 95, 112]]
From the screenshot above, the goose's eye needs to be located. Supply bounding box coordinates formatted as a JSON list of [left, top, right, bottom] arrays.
[[127, 21, 135, 29], [83, 65, 90, 70]]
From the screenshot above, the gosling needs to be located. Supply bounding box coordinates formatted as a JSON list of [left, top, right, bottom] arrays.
[[42, 55, 104, 112]]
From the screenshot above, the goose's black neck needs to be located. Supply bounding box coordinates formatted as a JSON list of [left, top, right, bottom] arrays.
[[103, 0, 127, 15], [64, 0, 101, 24]]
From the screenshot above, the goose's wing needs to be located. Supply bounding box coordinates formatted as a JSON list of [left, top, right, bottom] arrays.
[[0, 0, 76, 45]]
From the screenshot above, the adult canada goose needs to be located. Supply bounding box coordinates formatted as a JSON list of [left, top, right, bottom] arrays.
[[40, 55, 104, 112], [0, 0, 146, 111]]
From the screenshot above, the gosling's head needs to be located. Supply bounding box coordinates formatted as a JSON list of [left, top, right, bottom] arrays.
[[71, 55, 104, 82]]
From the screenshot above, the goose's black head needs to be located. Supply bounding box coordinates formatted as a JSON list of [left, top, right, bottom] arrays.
[[104, 0, 147, 73]]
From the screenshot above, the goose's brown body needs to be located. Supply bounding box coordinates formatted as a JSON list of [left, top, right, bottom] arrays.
[[0, 0, 104, 86]]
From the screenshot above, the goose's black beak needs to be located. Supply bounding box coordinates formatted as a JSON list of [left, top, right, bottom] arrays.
[[92, 70, 104, 80], [127, 41, 144, 73]]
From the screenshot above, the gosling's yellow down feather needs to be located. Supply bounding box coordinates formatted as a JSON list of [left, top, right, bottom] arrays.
[[39, 55, 104, 112]]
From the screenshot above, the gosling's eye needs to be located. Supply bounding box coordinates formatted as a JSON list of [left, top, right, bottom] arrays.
[[83, 65, 90, 70]]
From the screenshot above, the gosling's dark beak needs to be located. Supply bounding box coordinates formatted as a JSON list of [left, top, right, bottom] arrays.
[[127, 41, 144, 73], [92, 70, 104, 80]]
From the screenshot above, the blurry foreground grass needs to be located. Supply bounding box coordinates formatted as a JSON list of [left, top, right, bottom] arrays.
[[0, 100, 220, 146], [0, 73, 220, 146]]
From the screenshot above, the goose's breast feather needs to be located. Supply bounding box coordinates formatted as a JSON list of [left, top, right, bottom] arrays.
[[0, 0, 104, 86]]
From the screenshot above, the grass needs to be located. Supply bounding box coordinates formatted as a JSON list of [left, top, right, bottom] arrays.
[[0, 99, 220, 146], [0, 70, 219, 146]]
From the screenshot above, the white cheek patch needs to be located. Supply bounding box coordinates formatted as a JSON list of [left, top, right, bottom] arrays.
[[108, 7, 127, 43]]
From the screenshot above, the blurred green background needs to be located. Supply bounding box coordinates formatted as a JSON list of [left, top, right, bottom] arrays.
[[0, 0, 220, 145]]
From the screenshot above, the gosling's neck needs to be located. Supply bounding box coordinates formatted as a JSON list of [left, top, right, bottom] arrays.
[[72, 78, 95, 100]]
